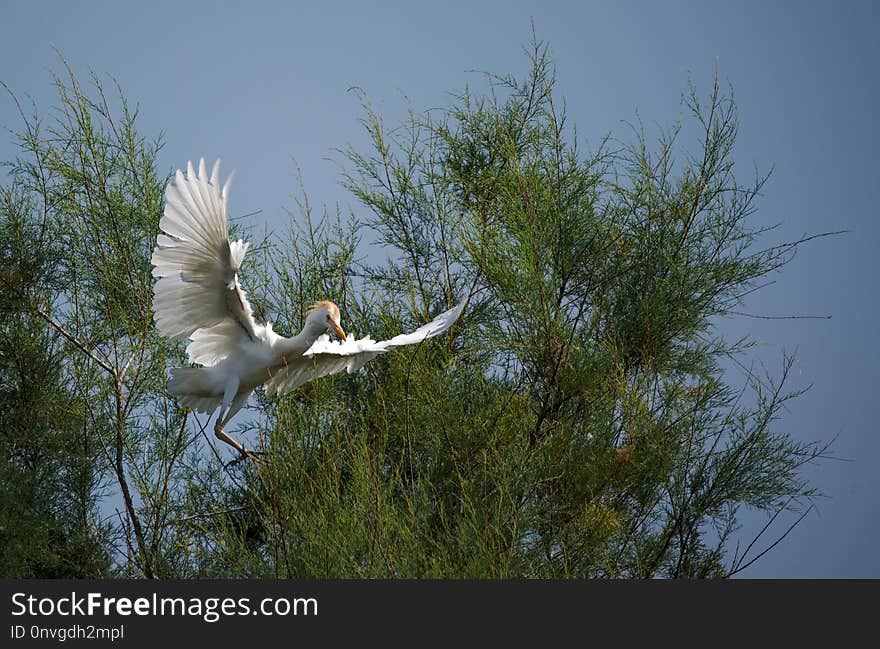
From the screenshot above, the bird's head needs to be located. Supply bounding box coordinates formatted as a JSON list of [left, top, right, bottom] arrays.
[[306, 300, 346, 340]]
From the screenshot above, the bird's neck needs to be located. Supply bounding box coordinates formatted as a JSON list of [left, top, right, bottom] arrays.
[[275, 319, 325, 359]]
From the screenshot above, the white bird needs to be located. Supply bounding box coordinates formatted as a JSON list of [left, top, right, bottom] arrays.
[[151, 159, 465, 459]]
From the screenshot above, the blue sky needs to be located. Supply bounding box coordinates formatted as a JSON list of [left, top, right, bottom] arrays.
[[2, 1, 877, 577]]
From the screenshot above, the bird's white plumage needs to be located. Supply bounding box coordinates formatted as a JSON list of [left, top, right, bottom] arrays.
[[306, 300, 465, 357], [151, 158, 257, 366], [152, 158, 465, 455], [266, 300, 466, 397]]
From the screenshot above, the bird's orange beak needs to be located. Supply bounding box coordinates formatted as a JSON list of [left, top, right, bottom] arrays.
[[330, 321, 347, 341]]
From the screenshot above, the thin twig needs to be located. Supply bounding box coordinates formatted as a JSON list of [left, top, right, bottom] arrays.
[[33, 306, 116, 375], [169, 505, 253, 526], [728, 311, 831, 320], [726, 505, 814, 577]]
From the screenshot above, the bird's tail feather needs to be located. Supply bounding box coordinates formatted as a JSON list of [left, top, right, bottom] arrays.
[[167, 367, 222, 414]]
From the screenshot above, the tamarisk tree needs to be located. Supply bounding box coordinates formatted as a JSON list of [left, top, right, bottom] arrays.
[[0, 41, 829, 578], [191, 41, 828, 578]]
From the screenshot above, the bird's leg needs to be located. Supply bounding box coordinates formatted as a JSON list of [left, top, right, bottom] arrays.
[[214, 417, 266, 464], [213, 388, 265, 464], [213, 422, 259, 457]]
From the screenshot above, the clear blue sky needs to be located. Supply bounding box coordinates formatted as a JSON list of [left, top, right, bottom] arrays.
[[2, 1, 877, 577]]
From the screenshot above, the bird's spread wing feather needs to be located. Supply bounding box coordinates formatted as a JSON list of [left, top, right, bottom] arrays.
[[151, 158, 259, 366], [265, 300, 466, 397]]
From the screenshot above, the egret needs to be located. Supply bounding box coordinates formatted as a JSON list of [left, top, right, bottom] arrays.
[[151, 159, 464, 459]]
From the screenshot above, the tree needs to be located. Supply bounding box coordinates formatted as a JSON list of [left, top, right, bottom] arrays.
[[183, 39, 828, 578], [0, 187, 110, 577], [0, 40, 829, 578], [1, 58, 190, 578]]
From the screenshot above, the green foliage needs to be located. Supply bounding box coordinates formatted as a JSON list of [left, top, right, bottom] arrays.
[[1, 57, 187, 577], [0, 156, 110, 577], [0, 41, 828, 578], [179, 41, 826, 578]]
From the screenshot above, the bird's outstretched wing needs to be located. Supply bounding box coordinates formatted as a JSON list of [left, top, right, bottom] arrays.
[[151, 158, 259, 366], [265, 300, 466, 397]]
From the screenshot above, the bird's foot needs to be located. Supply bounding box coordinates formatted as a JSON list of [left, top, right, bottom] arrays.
[[224, 448, 267, 469], [214, 424, 267, 467]]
